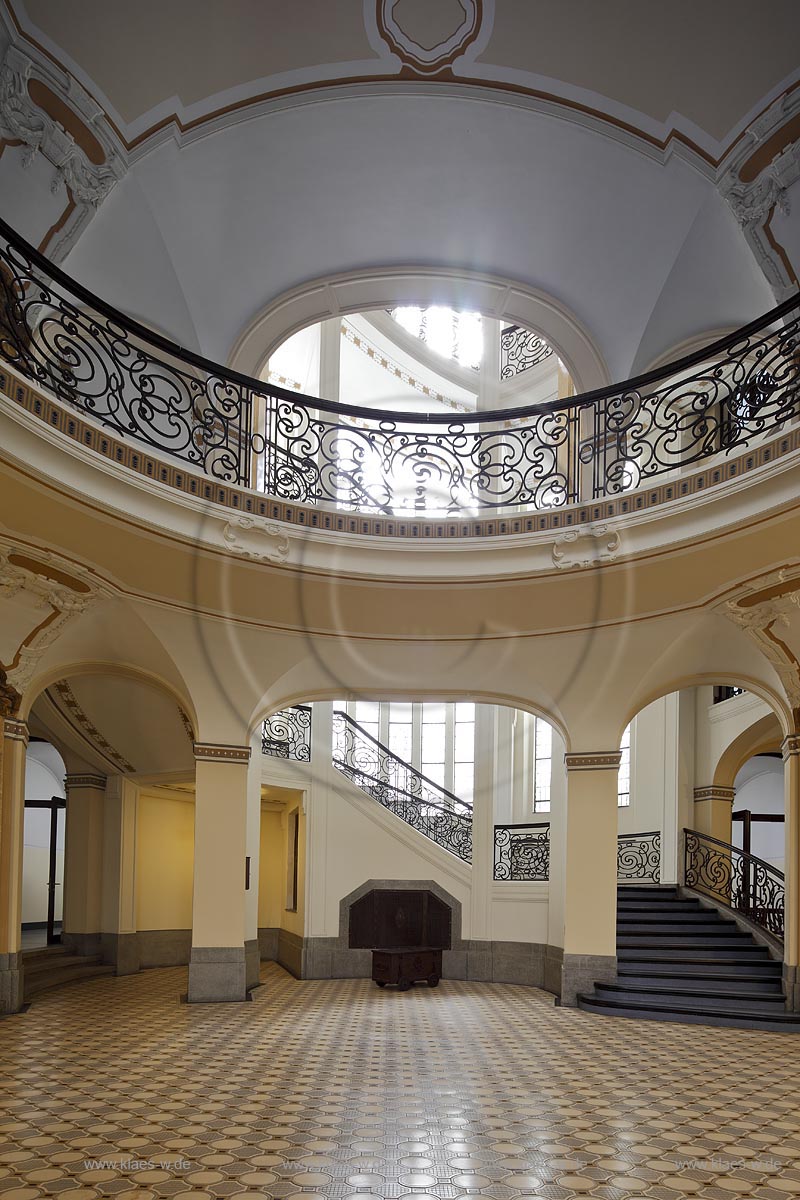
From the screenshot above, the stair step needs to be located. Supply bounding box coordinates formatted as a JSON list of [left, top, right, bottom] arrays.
[[577, 992, 800, 1031], [618, 958, 781, 976], [618, 901, 702, 912], [593, 982, 787, 1013], [615, 970, 784, 992], [618, 937, 759, 949], [23, 953, 104, 977], [24, 963, 115, 998], [619, 946, 772, 961], [617, 913, 737, 925], [21, 945, 71, 965]]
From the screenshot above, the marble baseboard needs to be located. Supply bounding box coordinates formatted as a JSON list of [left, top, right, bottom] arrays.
[[784, 964, 800, 1012], [245, 938, 260, 989], [61, 932, 102, 958], [299, 935, 558, 990], [277, 929, 304, 979], [544, 945, 564, 996], [188, 946, 247, 1002], [0, 952, 22, 1015], [560, 952, 617, 1006], [258, 927, 279, 961], [100, 932, 140, 975], [137, 930, 191, 968]]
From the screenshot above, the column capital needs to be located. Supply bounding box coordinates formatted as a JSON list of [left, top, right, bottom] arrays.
[[565, 750, 621, 771], [2, 718, 28, 745], [193, 742, 251, 764], [782, 734, 800, 761], [65, 772, 107, 790], [694, 785, 736, 803]]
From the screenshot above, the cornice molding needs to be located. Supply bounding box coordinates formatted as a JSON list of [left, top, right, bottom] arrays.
[[693, 786, 736, 803], [565, 751, 621, 771], [193, 742, 251, 764], [783, 733, 800, 760], [64, 772, 106, 790], [3, 716, 28, 743]]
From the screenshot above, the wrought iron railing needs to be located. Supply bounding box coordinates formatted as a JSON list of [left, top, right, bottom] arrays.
[[262, 705, 312, 761], [1, 216, 799, 516], [332, 710, 472, 862], [684, 828, 784, 940], [618, 830, 661, 883], [493, 822, 550, 880], [500, 324, 554, 379]]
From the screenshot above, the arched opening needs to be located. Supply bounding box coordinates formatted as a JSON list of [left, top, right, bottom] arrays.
[[20, 667, 198, 1002]]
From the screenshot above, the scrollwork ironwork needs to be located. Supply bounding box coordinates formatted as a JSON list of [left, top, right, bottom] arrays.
[[684, 828, 784, 939], [262, 705, 312, 761], [618, 831, 661, 883], [493, 823, 550, 881], [2, 217, 799, 517], [500, 324, 554, 379], [332, 710, 472, 862]]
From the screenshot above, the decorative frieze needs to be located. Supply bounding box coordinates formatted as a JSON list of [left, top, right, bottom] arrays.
[[565, 751, 622, 771], [193, 743, 252, 764]]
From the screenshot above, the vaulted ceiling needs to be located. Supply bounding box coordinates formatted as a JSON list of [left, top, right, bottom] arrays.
[[1, 1, 797, 390]]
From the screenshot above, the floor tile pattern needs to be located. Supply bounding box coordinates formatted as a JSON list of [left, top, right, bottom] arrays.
[[1, 964, 799, 1199]]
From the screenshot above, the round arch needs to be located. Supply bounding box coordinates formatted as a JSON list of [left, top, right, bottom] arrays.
[[228, 265, 610, 397], [714, 712, 785, 790], [20, 659, 198, 739]]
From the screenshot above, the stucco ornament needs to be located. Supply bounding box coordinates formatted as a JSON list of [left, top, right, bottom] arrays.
[[552, 524, 621, 570], [723, 570, 800, 711], [377, 0, 486, 74], [0, 546, 106, 694], [221, 515, 291, 563]]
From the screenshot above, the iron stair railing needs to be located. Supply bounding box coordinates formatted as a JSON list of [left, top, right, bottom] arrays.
[[493, 822, 550, 880], [684, 827, 784, 940], [262, 705, 312, 761], [618, 830, 661, 883], [332, 710, 472, 862]]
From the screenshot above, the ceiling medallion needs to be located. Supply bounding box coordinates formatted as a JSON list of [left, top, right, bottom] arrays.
[[377, 0, 484, 75]]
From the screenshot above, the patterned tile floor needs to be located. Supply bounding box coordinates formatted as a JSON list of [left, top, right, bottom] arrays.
[[1, 963, 800, 1200]]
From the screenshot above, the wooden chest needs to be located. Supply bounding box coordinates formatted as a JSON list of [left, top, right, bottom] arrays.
[[372, 947, 442, 990]]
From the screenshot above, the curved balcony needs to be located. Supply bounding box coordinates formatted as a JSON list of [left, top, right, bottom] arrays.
[[1, 216, 799, 525]]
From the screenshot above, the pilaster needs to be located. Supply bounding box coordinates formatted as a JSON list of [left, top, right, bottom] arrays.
[[0, 716, 26, 1013], [101, 775, 139, 974], [693, 785, 736, 843], [783, 734, 800, 1010], [62, 773, 106, 957]]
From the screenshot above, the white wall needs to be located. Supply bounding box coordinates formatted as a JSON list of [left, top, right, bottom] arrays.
[[732, 755, 785, 870], [22, 744, 66, 926]]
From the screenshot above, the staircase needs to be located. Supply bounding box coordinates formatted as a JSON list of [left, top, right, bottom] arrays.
[[577, 886, 800, 1031], [23, 945, 115, 1001]]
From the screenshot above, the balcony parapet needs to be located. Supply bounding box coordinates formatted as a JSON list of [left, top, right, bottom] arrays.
[[1, 217, 799, 533]]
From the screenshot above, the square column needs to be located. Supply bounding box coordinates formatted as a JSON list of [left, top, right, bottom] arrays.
[[189, 742, 251, 1003], [783, 735, 800, 1010], [561, 750, 621, 1005], [244, 732, 262, 990], [101, 776, 139, 974], [0, 717, 27, 1014], [62, 773, 106, 958]]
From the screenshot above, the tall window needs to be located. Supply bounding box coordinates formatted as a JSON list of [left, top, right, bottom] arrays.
[[339, 699, 474, 801], [618, 724, 631, 806], [421, 703, 447, 788], [533, 717, 552, 812]]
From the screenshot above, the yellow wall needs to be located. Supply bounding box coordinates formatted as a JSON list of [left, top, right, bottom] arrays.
[[259, 799, 305, 936], [135, 790, 194, 930]]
